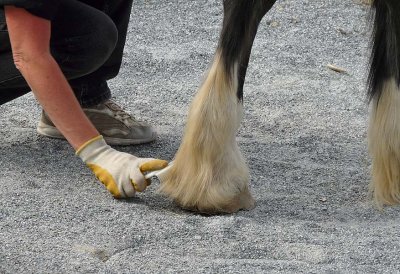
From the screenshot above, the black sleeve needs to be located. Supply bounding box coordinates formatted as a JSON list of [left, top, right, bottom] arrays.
[[0, 0, 62, 20]]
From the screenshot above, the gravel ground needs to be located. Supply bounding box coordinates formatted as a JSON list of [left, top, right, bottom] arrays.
[[2, 0, 400, 273]]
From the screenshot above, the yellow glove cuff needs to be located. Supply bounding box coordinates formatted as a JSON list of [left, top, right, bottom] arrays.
[[75, 135, 104, 156]]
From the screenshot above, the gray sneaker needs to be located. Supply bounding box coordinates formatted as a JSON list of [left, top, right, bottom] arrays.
[[37, 100, 157, 145]]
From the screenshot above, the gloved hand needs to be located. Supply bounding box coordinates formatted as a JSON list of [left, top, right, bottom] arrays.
[[76, 135, 168, 198]]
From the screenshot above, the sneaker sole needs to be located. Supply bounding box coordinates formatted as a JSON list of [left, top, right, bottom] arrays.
[[103, 132, 157, 145], [37, 121, 158, 146]]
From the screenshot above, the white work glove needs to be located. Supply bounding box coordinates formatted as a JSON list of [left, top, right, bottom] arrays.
[[76, 135, 168, 198]]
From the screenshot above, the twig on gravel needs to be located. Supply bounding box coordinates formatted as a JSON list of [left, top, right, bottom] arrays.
[[327, 64, 348, 74]]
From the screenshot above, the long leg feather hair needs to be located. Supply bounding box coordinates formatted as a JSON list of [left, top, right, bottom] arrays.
[[368, 0, 400, 206], [159, 0, 276, 213]]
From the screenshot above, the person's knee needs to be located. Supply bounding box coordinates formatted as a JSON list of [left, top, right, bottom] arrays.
[[54, 16, 118, 79], [83, 19, 118, 73]]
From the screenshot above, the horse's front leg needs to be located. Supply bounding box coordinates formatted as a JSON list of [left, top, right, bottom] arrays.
[[159, 0, 276, 214], [368, 0, 400, 206]]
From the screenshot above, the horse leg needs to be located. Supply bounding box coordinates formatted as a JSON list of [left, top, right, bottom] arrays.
[[159, 0, 276, 214], [368, 0, 400, 206]]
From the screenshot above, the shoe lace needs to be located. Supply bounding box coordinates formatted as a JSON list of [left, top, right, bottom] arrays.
[[104, 100, 136, 123]]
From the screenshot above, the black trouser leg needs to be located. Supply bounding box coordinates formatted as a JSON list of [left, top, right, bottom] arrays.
[[68, 0, 134, 107], [0, 0, 133, 106]]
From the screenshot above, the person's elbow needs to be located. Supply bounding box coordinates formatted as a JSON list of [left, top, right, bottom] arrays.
[[12, 49, 29, 71], [12, 47, 51, 72]]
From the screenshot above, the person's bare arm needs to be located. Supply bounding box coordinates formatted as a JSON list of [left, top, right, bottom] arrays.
[[5, 6, 98, 150]]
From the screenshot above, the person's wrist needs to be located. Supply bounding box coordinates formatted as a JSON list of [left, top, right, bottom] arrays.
[[76, 135, 106, 161]]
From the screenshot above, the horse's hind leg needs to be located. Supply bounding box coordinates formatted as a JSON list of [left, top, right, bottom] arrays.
[[159, 0, 276, 214], [368, 0, 400, 206]]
